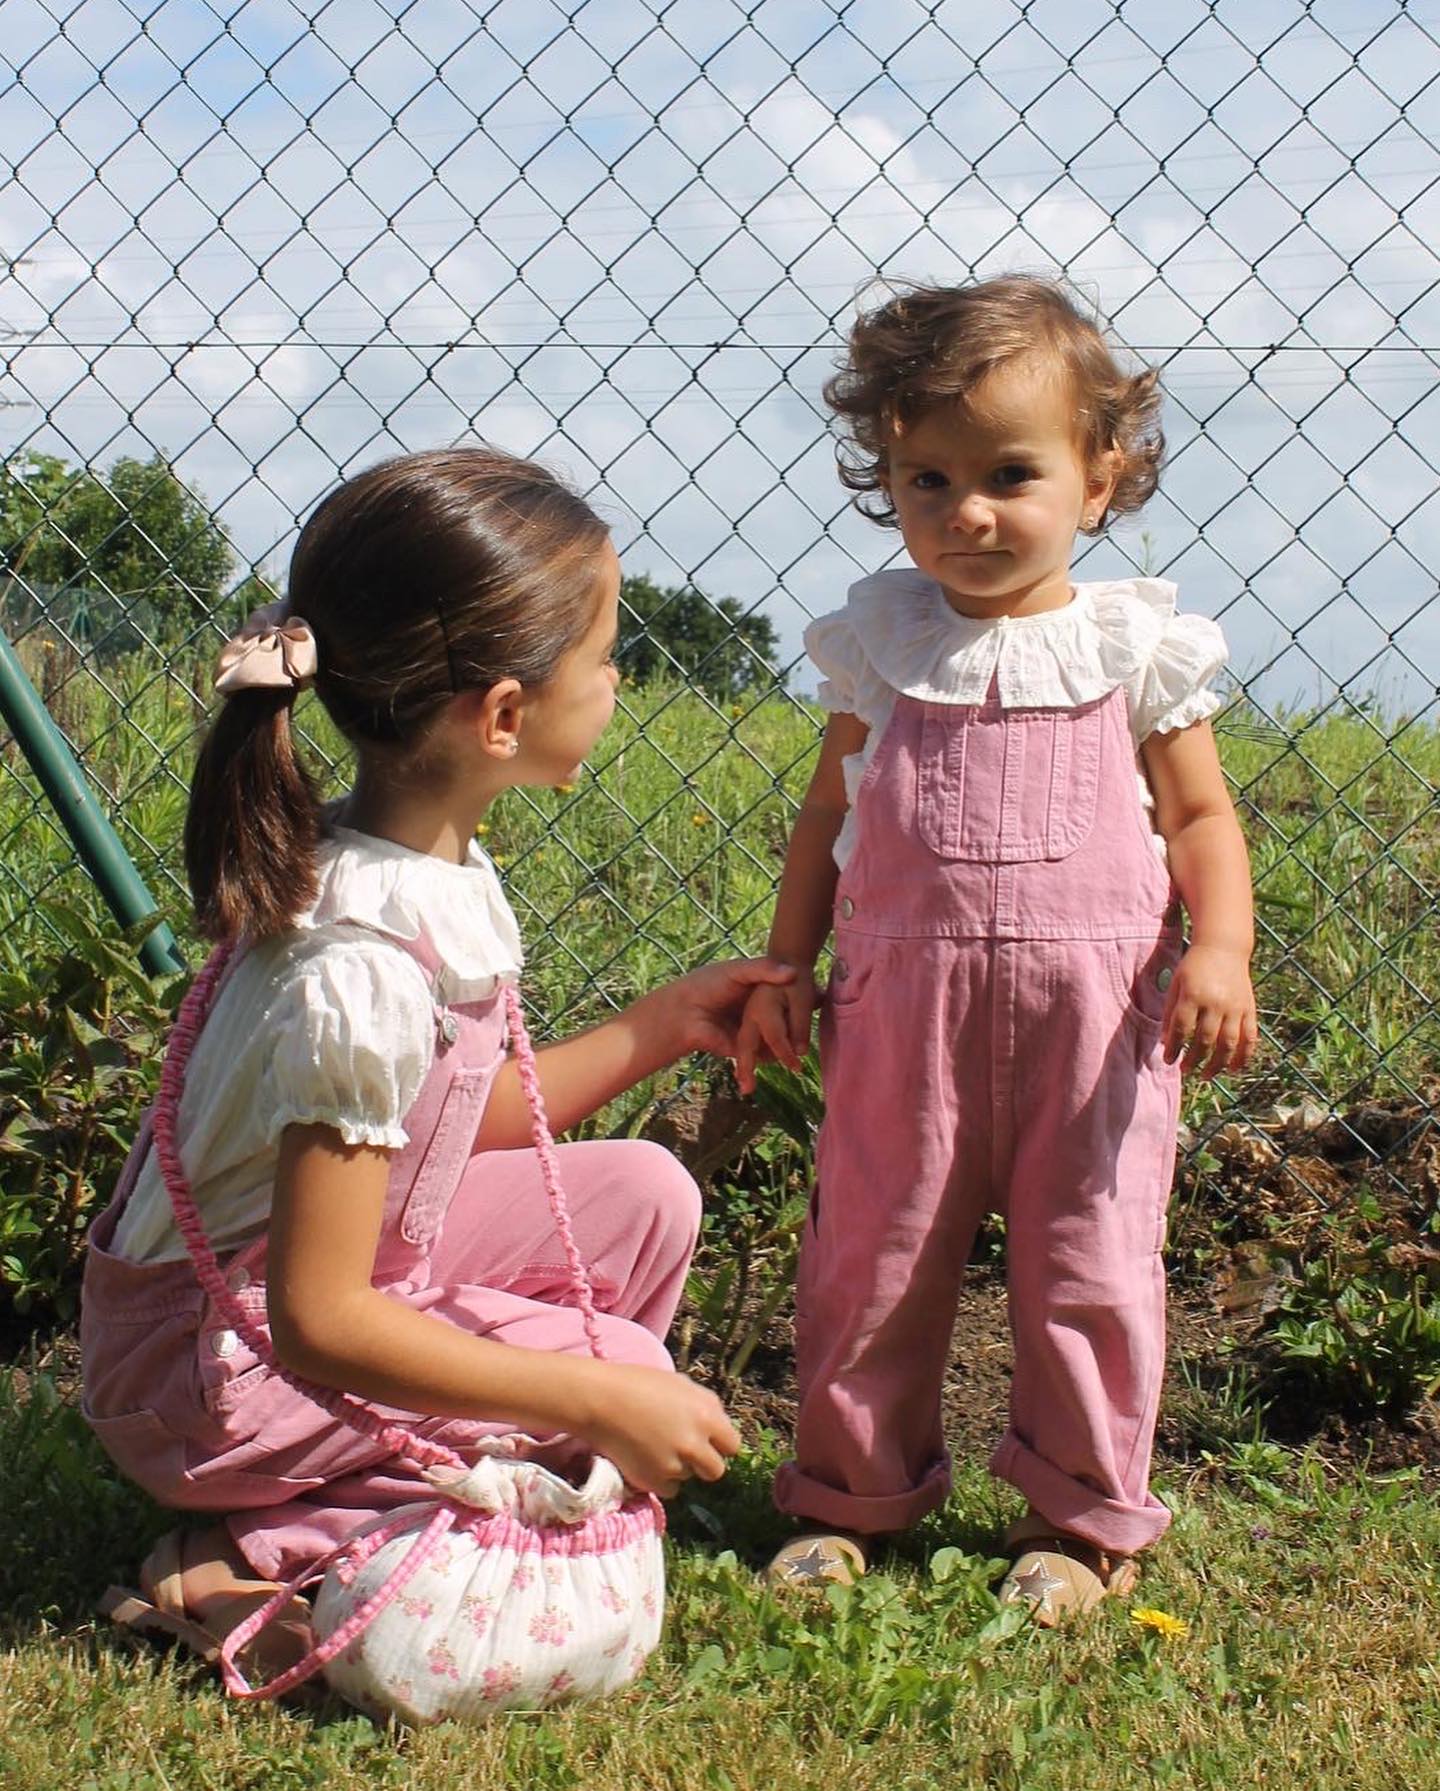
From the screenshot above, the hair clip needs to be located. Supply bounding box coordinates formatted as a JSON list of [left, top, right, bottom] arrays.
[[214, 601, 319, 696]]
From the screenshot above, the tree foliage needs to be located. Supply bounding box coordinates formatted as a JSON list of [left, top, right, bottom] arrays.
[[0, 451, 233, 650], [618, 574, 783, 700]]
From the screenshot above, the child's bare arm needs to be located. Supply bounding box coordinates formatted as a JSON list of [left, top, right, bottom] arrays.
[[472, 955, 796, 1148], [736, 711, 869, 1093], [267, 1124, 740, 1497], [1141, 719, 1258, 1077]]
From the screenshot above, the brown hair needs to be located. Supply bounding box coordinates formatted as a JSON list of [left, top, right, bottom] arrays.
[[824, 274, 1164, 529], [185, 446, 610, 941]]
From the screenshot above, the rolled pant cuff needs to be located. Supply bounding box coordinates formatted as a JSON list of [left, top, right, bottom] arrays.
[[990, 1433, 1171, 1556], [773, 1456, 951, 1536]]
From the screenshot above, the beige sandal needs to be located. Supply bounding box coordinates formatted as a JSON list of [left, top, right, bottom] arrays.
[[766, 1530, 868, 1589], [100, 1529, 314, 1676], [997, 1512, 1140, 1627]]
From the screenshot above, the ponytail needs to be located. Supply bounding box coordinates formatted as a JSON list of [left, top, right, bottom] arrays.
[[183, 445, 609, 943], [184, 689, 321, 942]]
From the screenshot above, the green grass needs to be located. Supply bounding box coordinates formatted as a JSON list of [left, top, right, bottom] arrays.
[[3, 1366, 1440, 1790], [4, 642, 1437, 1109]]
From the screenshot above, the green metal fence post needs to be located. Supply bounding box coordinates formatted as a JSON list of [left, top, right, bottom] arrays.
[[0, 627, 185, 977]]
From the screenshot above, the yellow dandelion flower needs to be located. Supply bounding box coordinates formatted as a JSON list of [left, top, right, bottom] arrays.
[[555, 781, 577, 795], [474, 822, 489, 836], [691, 812, 708, 827], [730, 704, 743, 718], [1131, 1607, 1189, 1640]]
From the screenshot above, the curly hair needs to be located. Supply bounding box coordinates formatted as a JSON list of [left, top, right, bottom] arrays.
[[824, 274, 1164, 530]]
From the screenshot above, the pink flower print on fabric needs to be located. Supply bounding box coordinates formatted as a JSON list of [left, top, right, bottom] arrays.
[[460, 1592, 494, 1637], [598, 1581, 629, 1614], [397, 1593, 435, 1621], [528, 1606, 574, 1647], [427, 1639, 461, 1681], [547, 1669, 576, 1700], [603, 1633, 628, 1659], [510, 1562, 535, 1590], [483, 1662, 522, 1701], [642, 1589, 658, 1619]]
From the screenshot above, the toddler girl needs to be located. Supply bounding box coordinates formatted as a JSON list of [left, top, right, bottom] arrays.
[[738, 276, 1256, 1621], [82, 445, 791, 1668]]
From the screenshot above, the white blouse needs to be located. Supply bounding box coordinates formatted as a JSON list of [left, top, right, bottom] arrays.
[[806, 572, 1228, 872], [112, 825, 524, 1265]]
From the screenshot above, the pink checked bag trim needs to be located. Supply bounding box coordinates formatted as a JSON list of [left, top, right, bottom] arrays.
[[151, 941, 663, 1708]]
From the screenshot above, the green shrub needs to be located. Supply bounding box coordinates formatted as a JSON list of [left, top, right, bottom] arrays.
[[1262, 1239, 1440, 1416], [0, 904, 181, 1320]]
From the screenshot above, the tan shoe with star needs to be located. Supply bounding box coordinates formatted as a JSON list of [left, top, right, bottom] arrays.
[[765, 1531, 868, 1589], [997, 1512, 1140, 1627]]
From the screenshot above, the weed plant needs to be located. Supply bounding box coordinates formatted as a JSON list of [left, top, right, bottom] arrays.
[[1264, 1241, 1440, 1414]]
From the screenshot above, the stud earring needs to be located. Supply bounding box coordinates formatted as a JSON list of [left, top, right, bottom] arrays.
[[507, 740, 520, 756]]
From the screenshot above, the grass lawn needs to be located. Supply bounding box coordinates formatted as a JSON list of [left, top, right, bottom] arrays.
[[3, 1366, 1439, 1791]]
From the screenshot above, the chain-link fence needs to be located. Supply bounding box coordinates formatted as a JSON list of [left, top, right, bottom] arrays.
[[2, 0, 1438, 1210]]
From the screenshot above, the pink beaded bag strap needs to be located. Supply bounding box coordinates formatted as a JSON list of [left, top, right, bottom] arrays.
[[151, 939, 632, 1700]]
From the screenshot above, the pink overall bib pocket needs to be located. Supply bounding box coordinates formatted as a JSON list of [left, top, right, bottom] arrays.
[[915, 697, 1104, 863]]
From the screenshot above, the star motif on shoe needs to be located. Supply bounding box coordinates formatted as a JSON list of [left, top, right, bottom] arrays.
[[1007, 1559, 1067, 1612], [778, 1542, 841, 1583]]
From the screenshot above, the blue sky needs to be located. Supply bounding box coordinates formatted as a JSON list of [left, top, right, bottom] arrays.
[[3, 0, 1439, 714]]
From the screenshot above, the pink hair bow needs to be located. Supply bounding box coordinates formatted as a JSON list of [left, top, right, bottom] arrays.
[[214, 601, 319, 696]]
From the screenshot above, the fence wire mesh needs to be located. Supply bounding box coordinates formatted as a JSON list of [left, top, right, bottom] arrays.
[[2, 0, 1439, 1216]]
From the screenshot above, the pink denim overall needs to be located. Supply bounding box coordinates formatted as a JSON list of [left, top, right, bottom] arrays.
[[82, 930, 700, 1585], [773, 681, 1183, 1557]]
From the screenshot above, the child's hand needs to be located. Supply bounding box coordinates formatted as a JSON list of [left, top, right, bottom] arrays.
[[1161, 943, 1258, 1078], [735, 968, 818, 1095], [651, 956, 797, 1060], [585, 1363, 741, 1498]]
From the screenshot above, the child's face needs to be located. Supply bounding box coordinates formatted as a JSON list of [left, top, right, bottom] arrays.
[[519, 541, 622, 784], [883, 358, 1115, 619]]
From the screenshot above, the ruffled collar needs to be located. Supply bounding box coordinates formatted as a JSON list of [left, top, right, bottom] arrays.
[[845, 569, 1179, 708], [296, 821, 524, 1002]]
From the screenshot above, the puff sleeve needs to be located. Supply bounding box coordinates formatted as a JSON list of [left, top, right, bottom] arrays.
[[804, 607, 898, 732], [1134, 610, 1229, 742], [260, 933, 436, 1149], [804, 610, 864, 715]]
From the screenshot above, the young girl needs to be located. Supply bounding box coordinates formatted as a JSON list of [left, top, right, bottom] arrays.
[[81, 445, 791, 1668], [737, 276, 1257, 1621]]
